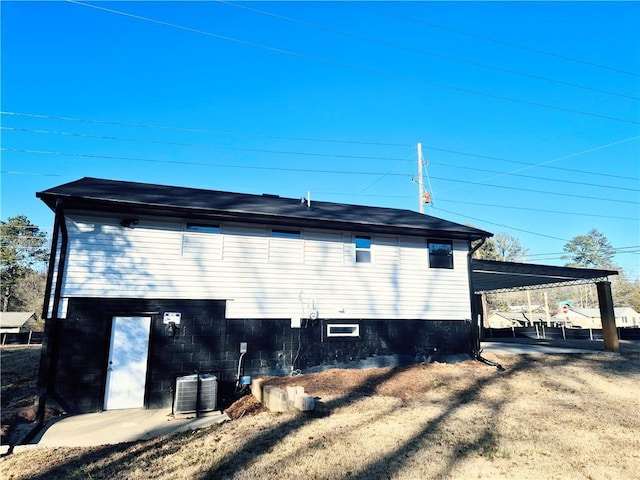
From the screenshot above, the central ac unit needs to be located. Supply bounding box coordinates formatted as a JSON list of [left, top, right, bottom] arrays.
[[173, 374, 217, 415]]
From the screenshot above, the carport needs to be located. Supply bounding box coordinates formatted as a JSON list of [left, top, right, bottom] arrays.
[[470, 259, 619, 352]]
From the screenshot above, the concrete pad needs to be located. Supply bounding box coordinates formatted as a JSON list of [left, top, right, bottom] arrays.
[[23, 408, 228, 449]]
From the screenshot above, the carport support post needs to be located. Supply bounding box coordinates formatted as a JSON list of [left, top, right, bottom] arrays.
[[596, 281, 619, 353]]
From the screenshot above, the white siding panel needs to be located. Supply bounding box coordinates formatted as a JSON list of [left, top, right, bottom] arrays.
[[61, 216, 473, 320], [342, 233, 355, 265], [269, 237, 303, 263], [183, 233, 223, 259]]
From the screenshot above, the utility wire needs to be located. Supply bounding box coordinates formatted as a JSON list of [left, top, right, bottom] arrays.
[[430, 206, 571, 242], [526, 246, 640, 258], [3, 111, 638, 181], [318, 191, 639, 221], [220, 0, 639, 100], [0, 149, 413, 177], [354, 2, 640, 78], [355, 153, 415, 197], [3, 146, 636, 205], [0, 127, 410, 162], [435, 135, 640, 196], [4, 121, 638, 186], [436, 198, 638, 221], [430, 161, 639, 193], [425, 143, 640, 181], [0, 111, 411, 147], [3, 160, 637, 221], [428, 175, 638, 205], [67, 1, 639, 125]]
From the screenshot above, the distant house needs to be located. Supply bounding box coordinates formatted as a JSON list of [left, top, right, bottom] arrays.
[[553, 307, 640, 329], [36, 177, 491, 413], [486, 311, 547, 329], [0, 311, 36, 333]]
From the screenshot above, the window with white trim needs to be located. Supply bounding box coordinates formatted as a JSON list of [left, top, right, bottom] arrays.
[[355, 235, 371, 263]]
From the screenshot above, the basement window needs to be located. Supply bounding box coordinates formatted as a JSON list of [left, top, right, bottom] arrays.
[[327, 324, 360, 337], [428, 240, 453, 269]]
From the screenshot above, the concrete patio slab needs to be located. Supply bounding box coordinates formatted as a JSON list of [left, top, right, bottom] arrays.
[[16, 408, 228, 451]]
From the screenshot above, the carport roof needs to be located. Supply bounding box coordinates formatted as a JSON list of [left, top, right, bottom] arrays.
[[471, 259, 618, 293]]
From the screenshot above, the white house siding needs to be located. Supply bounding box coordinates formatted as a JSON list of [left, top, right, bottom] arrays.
[[59, 214, 473, 321]]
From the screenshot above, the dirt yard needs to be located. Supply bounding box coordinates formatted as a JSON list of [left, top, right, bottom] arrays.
[[1, 345, 639, 479]]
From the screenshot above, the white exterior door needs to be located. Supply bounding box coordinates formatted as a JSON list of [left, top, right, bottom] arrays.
[[104, 316, 151, 410]]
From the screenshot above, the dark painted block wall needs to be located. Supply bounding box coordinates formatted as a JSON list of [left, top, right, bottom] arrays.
[[54, 298, 471, 413], [238, 318, 471, 378], [59, 298, 227, 413]]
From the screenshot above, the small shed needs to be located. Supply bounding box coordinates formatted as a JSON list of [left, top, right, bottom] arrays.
[[0, 312, 36, 333]]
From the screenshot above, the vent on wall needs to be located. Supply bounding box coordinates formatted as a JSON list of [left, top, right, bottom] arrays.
[[173, 374, 217, 414]]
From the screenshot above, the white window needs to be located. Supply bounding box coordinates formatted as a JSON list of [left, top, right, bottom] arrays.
[[327, 324, 360, 337], [355, 235, 371, 263]]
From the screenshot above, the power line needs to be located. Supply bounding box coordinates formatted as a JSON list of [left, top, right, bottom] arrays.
[[5, 156, 635, 222], [426, 142, 640, 182], [0, 127, 410, 162], [436, 198, 639, 221], [429, 161, 639, 193], [0, 111, 410, 147], [3, 147, 636, 205], [354, 2, 640, 78], [526, 246, 640, 258], [4, 111, 638, 181], [430, 206, 571, 242], [427, 175, 638, 205], [317, 191, 638, 221], [67, 1, 639, 125], [219, 0, 639, 101], [0, 150, 413, 177]]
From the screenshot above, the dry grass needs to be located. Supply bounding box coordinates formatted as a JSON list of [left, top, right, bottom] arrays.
[[1, 346, 640, 479], [0, 345, 59, 445]]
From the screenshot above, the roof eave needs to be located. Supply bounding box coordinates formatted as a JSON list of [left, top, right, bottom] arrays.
[[37, 192, 489, 241]]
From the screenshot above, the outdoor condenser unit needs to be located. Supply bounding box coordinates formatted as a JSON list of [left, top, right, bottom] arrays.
[[173, 374, 217, 414]]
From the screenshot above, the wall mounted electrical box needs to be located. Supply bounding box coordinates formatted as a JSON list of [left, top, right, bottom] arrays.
[[163, 312, 181, 324], [240, 342, 248, 353]]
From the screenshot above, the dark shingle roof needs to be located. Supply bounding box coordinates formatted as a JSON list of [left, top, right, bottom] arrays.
[[37, 177, 491, 240]]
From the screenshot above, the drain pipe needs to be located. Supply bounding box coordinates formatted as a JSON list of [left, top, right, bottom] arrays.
[[7, 200, 68, 454], [467, 236, 503, 371], [25, 199, 69, 447]]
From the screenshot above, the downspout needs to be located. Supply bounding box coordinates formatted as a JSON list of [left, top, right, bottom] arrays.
[[23, 199, 69, 447], [467, 237, 503, 371]]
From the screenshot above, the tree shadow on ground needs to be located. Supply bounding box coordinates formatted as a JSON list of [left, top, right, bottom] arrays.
[[13, 351, 639, 480], [199, 356, 537, 479]]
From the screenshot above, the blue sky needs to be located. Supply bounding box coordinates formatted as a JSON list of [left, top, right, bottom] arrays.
[[1, 1, 639, 278]]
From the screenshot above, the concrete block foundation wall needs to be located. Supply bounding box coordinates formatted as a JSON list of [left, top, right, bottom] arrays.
[[50, 298, 470, 413]]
